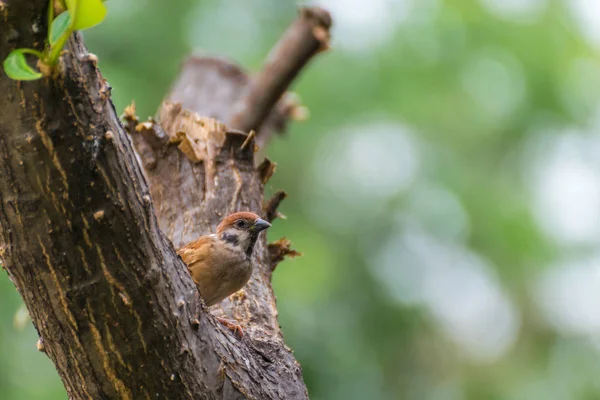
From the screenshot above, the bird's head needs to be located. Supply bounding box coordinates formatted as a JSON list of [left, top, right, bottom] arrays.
[[216, 212, 271, 256]]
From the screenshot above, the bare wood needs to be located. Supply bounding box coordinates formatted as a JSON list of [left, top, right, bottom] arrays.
[[229, 6, 332, 136]]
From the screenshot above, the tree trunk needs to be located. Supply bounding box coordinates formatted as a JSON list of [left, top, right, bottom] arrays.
[[0, 1, 330, 399]]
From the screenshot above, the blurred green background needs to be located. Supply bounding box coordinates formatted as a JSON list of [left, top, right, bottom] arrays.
[[3, 0, 600, 399]]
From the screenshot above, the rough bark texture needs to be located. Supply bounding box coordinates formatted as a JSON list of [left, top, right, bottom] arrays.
[[0, 2, 330, 399]]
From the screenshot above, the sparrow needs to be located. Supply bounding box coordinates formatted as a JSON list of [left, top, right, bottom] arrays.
[[177, 212, 271, 335]]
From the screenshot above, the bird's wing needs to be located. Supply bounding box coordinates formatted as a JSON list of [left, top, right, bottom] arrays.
[[177, 234, 228, 306], [177, 234, 215, 267]]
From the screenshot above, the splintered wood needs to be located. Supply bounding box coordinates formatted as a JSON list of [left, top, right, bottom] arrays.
[[268, 238, 302, 272], [158, 102, 227, 164]]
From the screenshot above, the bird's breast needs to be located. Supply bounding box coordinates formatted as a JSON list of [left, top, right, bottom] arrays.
[[186, 240, 254, 306]]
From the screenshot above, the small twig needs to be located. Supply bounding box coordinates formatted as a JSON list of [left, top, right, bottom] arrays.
[[240, 130, 255, 151], [264, 190, 287, 223], [121, 101, 139, 134], [257, 158, 277, 184], [228, 6, 332, 135], [268, 238, 302, 273]]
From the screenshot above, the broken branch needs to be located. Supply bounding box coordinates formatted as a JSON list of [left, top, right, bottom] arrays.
[[268, 238, 302, 273], [264, 190, 288, 223], [228, 6, 332, 135]]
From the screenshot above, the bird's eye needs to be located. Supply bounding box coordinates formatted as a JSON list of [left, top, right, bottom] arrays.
[[235, 220, 247, 229]]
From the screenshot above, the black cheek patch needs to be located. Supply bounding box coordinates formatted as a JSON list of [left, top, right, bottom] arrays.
[[222, 232, 239, 246]]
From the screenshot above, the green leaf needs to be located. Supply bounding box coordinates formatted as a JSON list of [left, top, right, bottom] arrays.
[[2, 50, 42, 81], [65, 0, 107, 30], [49, 11, 72, 46]]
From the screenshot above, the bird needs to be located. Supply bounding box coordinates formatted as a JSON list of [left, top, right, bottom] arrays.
[[177, 211, 271, 335]]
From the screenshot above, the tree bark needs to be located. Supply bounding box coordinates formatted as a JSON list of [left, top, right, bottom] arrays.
[[0, 2, 329, 399]]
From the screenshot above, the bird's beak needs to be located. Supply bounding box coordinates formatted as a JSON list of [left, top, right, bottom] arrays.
[[252, 218, 271, 232]]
